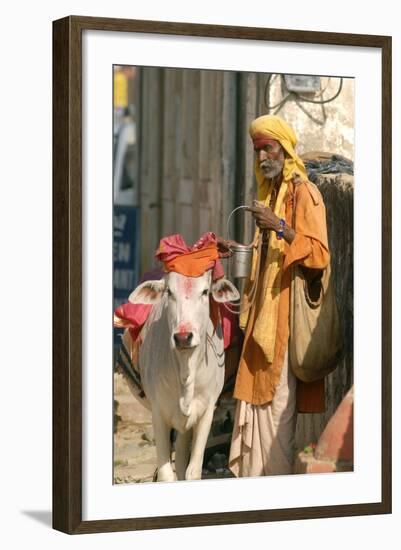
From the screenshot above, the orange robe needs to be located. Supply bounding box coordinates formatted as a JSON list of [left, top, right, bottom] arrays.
[[233, 178, 330, 412]]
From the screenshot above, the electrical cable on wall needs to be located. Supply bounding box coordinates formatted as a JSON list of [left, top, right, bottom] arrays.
[[294, 77, 343, 105], [263, 75, 344, 124], [294, 95, 327, 126]]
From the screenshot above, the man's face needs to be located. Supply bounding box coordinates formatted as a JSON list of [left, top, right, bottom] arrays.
[[254, 139, 285, 179]]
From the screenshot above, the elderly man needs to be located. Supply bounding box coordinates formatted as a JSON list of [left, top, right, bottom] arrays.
[[218, 115, 330, 477]]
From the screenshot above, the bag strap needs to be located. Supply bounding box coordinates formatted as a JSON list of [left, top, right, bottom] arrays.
[[291, 177, 299, 231], [291, 179, 328, 293]]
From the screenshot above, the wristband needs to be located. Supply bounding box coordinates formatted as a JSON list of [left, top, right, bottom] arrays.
[[276, 218, 285, 240]]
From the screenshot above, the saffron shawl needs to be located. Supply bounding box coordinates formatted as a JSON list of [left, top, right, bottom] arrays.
[[240, 115, 309, 363]]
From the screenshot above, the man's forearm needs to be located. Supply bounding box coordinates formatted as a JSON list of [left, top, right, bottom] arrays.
[[282, 223, 295, 244], [272, 219, 295, 244]]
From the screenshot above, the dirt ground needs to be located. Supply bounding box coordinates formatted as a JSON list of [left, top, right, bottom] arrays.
[[113, 372, 235, 484]]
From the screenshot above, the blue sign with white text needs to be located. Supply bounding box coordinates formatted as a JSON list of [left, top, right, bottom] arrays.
[[113, 205, 140, 347]]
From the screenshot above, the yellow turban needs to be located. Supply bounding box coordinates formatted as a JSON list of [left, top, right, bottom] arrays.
[[249, 114, 308, 201]]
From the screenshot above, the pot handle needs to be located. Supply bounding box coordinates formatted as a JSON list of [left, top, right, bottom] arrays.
[[226, 205, 256, 246]]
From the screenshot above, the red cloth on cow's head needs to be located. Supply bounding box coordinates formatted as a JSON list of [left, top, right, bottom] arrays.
[[155, 232, 224, 280], [114, 302, 152, 341]]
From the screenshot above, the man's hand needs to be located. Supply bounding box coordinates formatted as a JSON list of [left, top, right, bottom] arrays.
[[216, 236, 238, 258], [245, 200, 296, 244], [246, 201, 281, 232]]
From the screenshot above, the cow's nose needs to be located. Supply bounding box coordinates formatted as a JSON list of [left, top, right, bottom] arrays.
[[173, 332, 193, 348]]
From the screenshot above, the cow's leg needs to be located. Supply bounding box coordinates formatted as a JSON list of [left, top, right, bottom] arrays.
[[152, 413, 175, 482], [174, 430, 192, 481], [185, 407, 214, 480]]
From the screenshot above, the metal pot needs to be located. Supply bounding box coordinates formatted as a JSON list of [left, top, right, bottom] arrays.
[[229, 244, 254, 279], [226, 206, 255, 279]]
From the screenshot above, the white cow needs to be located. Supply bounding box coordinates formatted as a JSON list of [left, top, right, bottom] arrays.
[[128, 270, 240, 482]]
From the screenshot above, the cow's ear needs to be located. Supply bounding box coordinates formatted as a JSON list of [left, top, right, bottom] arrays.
[[211, 278, 240, 303], [128, 279, 166, 304]]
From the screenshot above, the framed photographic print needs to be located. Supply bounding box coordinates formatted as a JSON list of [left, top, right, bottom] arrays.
[[53, 16, 391, 534]]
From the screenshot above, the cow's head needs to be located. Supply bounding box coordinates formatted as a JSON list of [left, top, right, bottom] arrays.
[[128, 271, 239, 351]]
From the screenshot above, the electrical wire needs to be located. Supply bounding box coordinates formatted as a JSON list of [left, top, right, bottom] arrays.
[[264, 75, 344, 113], [292, 77, 343, 105], [318, 76, 332, 96], [264, 74, 292, 112], [294, 95, 327, 126]]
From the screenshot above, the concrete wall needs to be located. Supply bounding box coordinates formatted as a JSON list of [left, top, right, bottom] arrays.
[[266, 75, 354, 160]]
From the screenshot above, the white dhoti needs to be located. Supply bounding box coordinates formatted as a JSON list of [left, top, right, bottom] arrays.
[[229, 352, 297, 477]]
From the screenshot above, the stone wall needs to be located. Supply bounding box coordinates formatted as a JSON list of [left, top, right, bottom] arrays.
[[295, 169, 354, 450]]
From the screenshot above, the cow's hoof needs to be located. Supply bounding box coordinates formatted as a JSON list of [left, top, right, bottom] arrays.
[[157, 464, 176, 482], [185, 464, 202, 480]]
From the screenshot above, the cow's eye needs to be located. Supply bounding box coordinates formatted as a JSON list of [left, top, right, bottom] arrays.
[[202, 289, 209, 296], [166, 288, 172, 297]]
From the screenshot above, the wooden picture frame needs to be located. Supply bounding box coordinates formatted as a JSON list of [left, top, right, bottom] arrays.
[[53, 15, 392, 534]]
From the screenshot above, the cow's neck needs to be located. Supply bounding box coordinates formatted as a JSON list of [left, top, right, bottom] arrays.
[[174, 334, 207, 417]]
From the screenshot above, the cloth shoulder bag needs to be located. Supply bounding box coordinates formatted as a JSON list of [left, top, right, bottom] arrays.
[[289, 189, 343, 382]]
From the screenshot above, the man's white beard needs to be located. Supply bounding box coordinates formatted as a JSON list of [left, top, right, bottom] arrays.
[[261, 160, 284, 179]]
